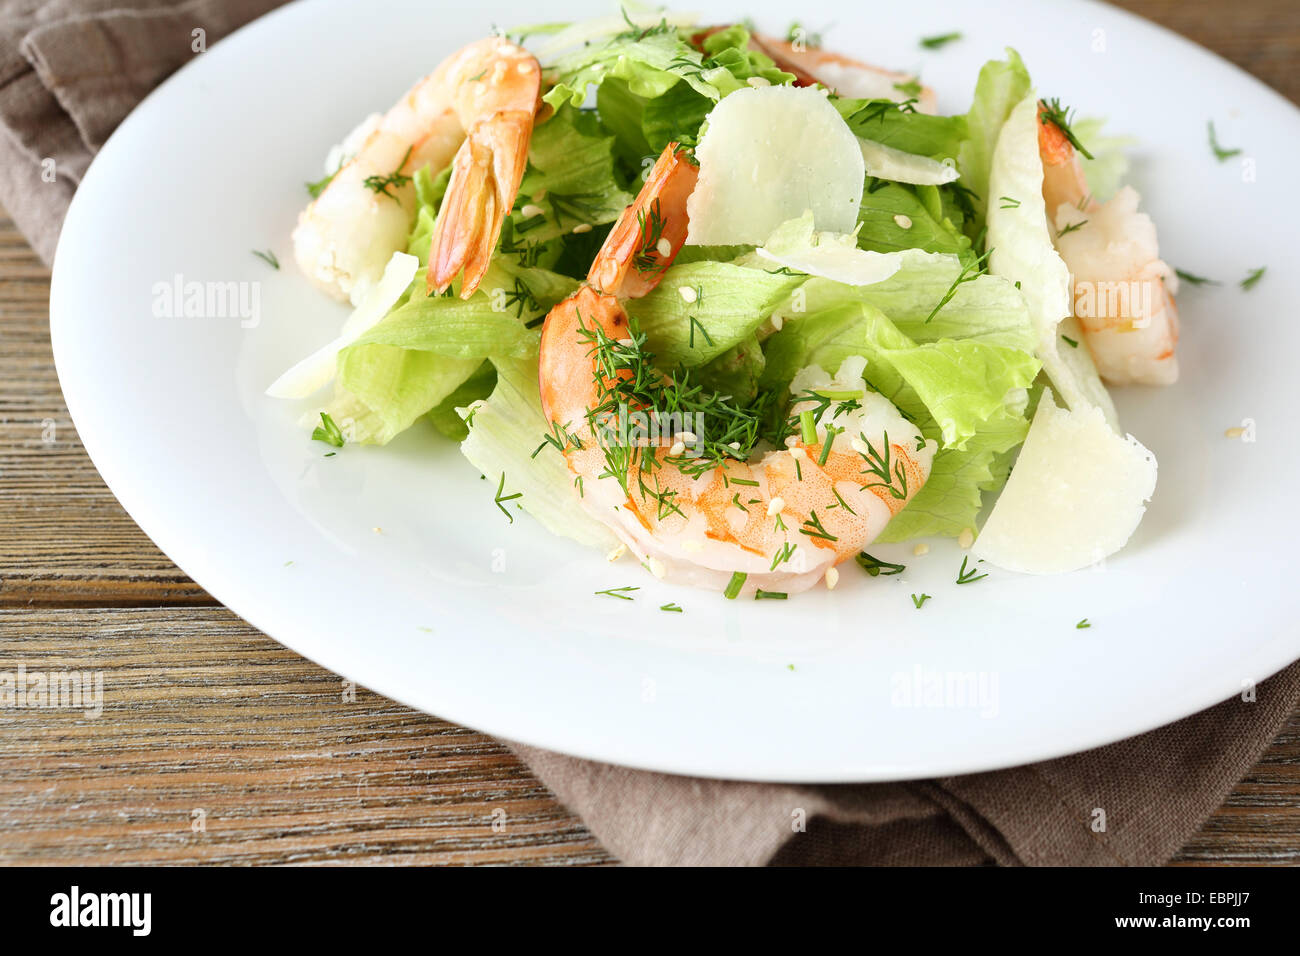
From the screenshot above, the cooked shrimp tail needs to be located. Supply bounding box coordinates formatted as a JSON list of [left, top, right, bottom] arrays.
[[292, 37, 539, 306], [427, 45, 541, 298]]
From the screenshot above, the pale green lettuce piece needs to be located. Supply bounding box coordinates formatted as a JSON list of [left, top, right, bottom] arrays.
[[758, 212, 950, 289], [459, 358, 619, 550], [624, 260, 804, 369], [511, 107, 633, 244], [759, 248, 1040, 539], [1073, 116, 1134, 202], [986, 93, 1117, 429], [323, 348, 482, 446], [957, 49, 1031, 239]]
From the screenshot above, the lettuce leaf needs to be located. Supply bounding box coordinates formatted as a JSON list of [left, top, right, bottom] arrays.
[[833, 98, 967, 162], [957, 49, 1031, 241], [458, 358, 619, 550], [758, 253, 1040, 539], [510, 106, 633, 245], [623, 259, 804, 369]]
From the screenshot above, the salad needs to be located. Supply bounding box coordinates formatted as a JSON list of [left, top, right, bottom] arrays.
[[268, 9, 1175, 598]]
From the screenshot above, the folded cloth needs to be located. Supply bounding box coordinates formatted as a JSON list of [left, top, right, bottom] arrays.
[[4, 0, 1297, 867], [0, 0, 277, 262]]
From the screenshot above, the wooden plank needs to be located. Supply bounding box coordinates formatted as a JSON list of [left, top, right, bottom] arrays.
[[0, 608, 612, 865], [0, 216, 213, 607]]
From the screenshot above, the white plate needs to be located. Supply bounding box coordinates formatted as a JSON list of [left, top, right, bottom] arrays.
[[51, 0, 1300, 782]]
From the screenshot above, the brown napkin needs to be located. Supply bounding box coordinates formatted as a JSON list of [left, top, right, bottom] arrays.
[[6, 0, 1298, 866]]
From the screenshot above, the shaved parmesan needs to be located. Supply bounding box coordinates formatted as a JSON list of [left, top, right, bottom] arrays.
[[266, 252, 418, 399], [686, 86, 864, 245], [986, 94, 1118, 430], [757, 212, 949, 286], [973, 390, 1157, 574], [858, 138, 960, 185]]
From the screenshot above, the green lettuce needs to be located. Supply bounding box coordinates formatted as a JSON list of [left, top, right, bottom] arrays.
[[759, 255, 1040, 540], [624, 259, 804, 370], [458, 358, 619, 550], [957, 49, 1031, 242]]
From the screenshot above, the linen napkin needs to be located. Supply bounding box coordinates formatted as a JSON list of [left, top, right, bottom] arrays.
[[5, 0, 1297, 866]]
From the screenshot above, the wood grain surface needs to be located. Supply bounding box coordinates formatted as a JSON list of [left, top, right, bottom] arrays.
[[1, 0, 1298, 866]]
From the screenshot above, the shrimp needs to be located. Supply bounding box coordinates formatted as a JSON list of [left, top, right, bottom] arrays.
[[748, 34, 938, 113], [538, 144, 935, 595], [1038, 105, 1180, 386], [292, 37, 541, 306]]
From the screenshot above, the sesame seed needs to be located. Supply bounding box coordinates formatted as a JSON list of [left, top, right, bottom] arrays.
[[747, 76, 772, 88], [894, 214, 913, 229], [656, 238, 673, 257], [851, 437, 869, 455], [913, 542, 929, 556], [729, 441, 741, 450], [572, 223, 593, 234], [1224, 426, 1245, 438], [789, 446, 808, 461], [682, 539, 703, 553], [678, 286, 698, 303], [648, 557, 667, 579], [766, 497, 785, 517], [520, 203, 544, 218], [958, 528, 975, 549], [669, 440, 686, 457], [372, 526, 384, 534], [825, 566, 839, 590], [607, 544, 627, 562], [770, 314, 784, 331], [679, 431, 698, 443], [784, 436, 799, 448]]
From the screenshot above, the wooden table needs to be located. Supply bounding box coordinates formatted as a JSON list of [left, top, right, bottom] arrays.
[[2, 0, 1298, 866]]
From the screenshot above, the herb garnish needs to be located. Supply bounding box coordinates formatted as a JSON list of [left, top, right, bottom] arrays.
[[912, 593, 931, 609], [1057, 219, 1087, 237], [919, 32, 962, 50], [724, 571, 747, 599], [755, 590, 788, 600], [1241, 266, 1267, 291], [856, 552, 905, 576], [493, 473, 522, 523], [1076, 618, 1091, 629], [924, 248, 991, 323], [955, 556, 988, 585], [1207, 120, 1241, 162], [362, 146, 413, 201], [1038, 99, 1094, 160], [305, 171, 336, 199], [660, 602, 683, 612], [252, 249, 280, 270], [596, 586, 639, 600], [1061, 335, 1079, 348], [311, 412, 344, 448], [1176, 268, 1217, 286], [632, 199, 668, 276]]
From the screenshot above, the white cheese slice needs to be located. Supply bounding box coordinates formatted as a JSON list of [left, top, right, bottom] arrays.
[[858, 138, 959, 185], [686, 86, 865, 245], [973, 390, 1157, 574]]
